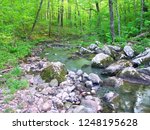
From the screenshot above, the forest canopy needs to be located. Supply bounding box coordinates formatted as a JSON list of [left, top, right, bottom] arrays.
[[0, 0, 149, 43]]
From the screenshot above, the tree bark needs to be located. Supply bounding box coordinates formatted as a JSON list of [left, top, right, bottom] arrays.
[[115, 0, 121, 37], [48, 0, 51, 37], [60, 0, 64, 27], [30, 0, 44, 35], [140, 0, 144, 31], [108, 0, 115, 42]]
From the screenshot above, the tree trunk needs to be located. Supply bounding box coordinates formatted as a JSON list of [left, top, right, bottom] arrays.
[[48, 0, 51, 37], [30, 0, 44, 35], [60, 0, 64, 27], [68, 0, 72, 26], [115, 0, 121, 37], [140, 0, 144, 31], [108, 0, 115, 42]]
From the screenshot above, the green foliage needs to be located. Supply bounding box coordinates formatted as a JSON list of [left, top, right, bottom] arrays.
[[6, 78, 28, 94], [2, 67, 29, 94]]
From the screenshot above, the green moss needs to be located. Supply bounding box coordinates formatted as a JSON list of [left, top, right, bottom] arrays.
[[41, 63, 67, 83]]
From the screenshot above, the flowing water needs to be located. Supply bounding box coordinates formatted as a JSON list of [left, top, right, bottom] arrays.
[[41, 45, 150, 113]]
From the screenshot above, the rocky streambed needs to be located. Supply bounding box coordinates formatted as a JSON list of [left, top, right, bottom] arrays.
[[0, 41, 150, 113]]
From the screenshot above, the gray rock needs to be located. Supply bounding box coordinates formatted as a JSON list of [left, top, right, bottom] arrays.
[[88, 73, 103, 84], [107, 45, 122, 52], [95, 47, 103, 54], [103, 77, 124, 87], [42, 101, 52, 112], [88, 44, 98, 51], [102, 45, 112, 55], [103, 92, 119, 102], [80, 47, 94, 54], [91, 53, 114, 68], [50, 79, 59, 87], [132, 48, 150, 65], [123, 45, 134, 58], [134, 89, 150, 113], [40, 62, 67, 83], [81, 99, 98, 112], [85, 81, 93, 88], [72, 105, 93, 113], [138, 67, 150, 76], [76, 69, 83, 76], [119, 67, 150, 85], [104, 60, 132, 75]]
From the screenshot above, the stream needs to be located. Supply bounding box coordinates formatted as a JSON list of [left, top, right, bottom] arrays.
[[41, 44, 150, 113]]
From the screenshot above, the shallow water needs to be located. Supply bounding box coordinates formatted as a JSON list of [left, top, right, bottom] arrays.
[[41, 45, 150, 113]]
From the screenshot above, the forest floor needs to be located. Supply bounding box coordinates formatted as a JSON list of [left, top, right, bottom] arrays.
[[0, 36, 150, 113]]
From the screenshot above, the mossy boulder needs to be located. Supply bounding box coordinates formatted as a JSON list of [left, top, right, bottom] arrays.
[[91, 53, 114, 68], [119, 67, 150, 85], [132, 48, 150, 65], [103, 60, 133, 76], [40, 62, 67, 83]]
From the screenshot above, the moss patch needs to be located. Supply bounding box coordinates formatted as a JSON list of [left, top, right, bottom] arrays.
[[40, 62, 67, 83]]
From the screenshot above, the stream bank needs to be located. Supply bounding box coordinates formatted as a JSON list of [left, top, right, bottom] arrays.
[[0, 41, 150, 113]]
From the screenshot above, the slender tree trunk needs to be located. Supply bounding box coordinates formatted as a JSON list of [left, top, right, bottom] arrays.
[[140, 0, 144, 31], [58, 0, 60, 25], [115, 0, 121, 37], [68, 0, 72, 26], [75, 0, 82, 32], [60, 0, 64, 27], [30, 0, 43, 35], [48, 0, 51, 37], [108, 0, 115, 42]]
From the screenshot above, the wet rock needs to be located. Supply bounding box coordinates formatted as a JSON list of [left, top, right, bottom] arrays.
[[76, 69, 83, 76], [102, 45, 112, 55], [103, 60, 132, 75], [91, 53, 114, 68], [119, 67, 150, 85], [103, 92, 119, 102], [85, 81, 93, 88], [80, 47, 94, 54], [132, 48, 150, 65], [123, 45, 134, 58], [103, 77, 123, 87], [95, 47, 103, 54], [88, 73, 103, 84], [40, 62, 67, 83], [138, 67, 150, 76], [81, 99, 99, 112], [49, 79, 59, 87], [134, 89, 150, 113], [107, 45, 122, 52], [88, 44, 98, 51]]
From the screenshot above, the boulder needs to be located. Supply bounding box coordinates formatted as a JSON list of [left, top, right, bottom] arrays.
[[134, 89, 150, 113], [88, 73, 103, 84], [102, 45, 112, 55], [88, 44, 98, 51], [40, 62, 67, 83], [80, 47, 94, 54], [107, 45, 122, 52], [123, 45, 134, 58], [119, 67, 150, 85], [138, 67, 150, 76], [103, 60, 132, 75], [103, 77, 123, 87], [72, 105, 95, 113], [91, 53, 114, 68], [132, 48, 150, 65]]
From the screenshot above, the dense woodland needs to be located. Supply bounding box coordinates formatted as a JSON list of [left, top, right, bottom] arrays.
[[0, 0, 149, 70], [0, 0, 150, 113], [1, 0, 150, 41]]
